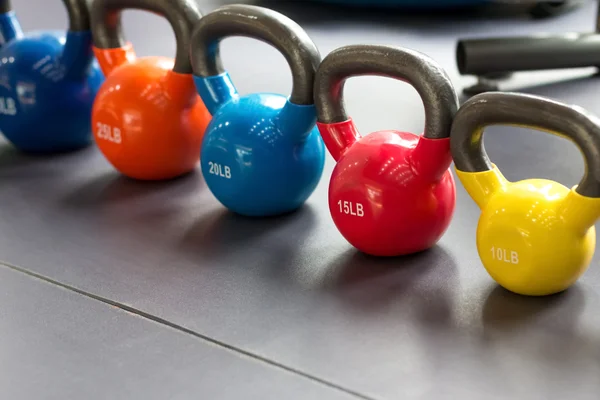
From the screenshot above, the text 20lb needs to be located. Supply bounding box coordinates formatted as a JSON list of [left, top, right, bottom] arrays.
[[208, 162, 231, 179]]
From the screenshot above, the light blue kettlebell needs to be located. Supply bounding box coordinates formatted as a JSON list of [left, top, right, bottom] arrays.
[[191, 5, 325, 217]]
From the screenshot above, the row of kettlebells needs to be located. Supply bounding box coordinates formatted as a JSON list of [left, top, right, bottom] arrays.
[[1, 0, 600, 298]]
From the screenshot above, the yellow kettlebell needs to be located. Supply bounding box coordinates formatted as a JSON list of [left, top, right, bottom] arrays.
[[451, 92, 600, 296]]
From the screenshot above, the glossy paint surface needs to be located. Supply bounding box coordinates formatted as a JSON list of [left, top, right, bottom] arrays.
[[0, 14, 103, 153], [3, 1, 600, 398], [318, 119, 455, 256], [93, 47, 210, 181], [0, 12, 23, 45], [457, 166, 600, 296], [195, 73, 325, 217]]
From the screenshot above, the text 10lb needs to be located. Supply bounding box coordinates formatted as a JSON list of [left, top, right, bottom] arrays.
[[491, 246, 519, 264]]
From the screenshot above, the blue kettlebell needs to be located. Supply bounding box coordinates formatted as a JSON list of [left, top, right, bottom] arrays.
[[191, 5, 325, 217], [0, 0, 103, 153]]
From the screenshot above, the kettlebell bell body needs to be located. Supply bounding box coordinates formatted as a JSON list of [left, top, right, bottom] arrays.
[[0, 1, 103, 153], [191, 5, 325, 217], [315, 45, 459, 256], [91, 0, 210, 181], [451, 92, 600, 296]]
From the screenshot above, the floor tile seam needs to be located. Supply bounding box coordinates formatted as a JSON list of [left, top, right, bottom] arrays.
[[0, 259, 379, 400]]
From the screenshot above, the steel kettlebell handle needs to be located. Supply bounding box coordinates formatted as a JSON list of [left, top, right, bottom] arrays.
[[450, 92, 600, 198], [64, 0, 92, 31], [314, 44, 458, 139], [190, 4, 320, 106], [91, 0, 201, 73], [0, 1, 10, 14], [0, 0, 91, 31]]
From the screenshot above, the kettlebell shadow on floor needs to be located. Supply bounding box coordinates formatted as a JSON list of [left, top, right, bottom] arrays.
[[177, 203, 319, 266], [316, 245, 458, 324], [59, 168, 205, 209], [0, 141, 94, 176], [477, 284, 599, 378], [481, 284, 587, 334], [0, 142, 28, 167]]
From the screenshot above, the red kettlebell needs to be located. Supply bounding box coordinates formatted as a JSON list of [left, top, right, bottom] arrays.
[[315, 45, 459, 256]]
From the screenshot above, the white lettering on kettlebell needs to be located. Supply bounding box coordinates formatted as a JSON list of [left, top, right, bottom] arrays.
[[337, 200, 364, 217], [0, 97, 17, 115], [491, 246, 519, 264], [96, 122, 121, 144], [32, 55, 66, 82], [208, 162, 231, 179]]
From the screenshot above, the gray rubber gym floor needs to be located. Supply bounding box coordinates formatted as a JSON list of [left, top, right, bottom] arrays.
[[2, 1, 600, 399]]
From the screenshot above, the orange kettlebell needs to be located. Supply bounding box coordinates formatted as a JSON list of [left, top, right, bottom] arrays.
[[90, 0, 211, 180]]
